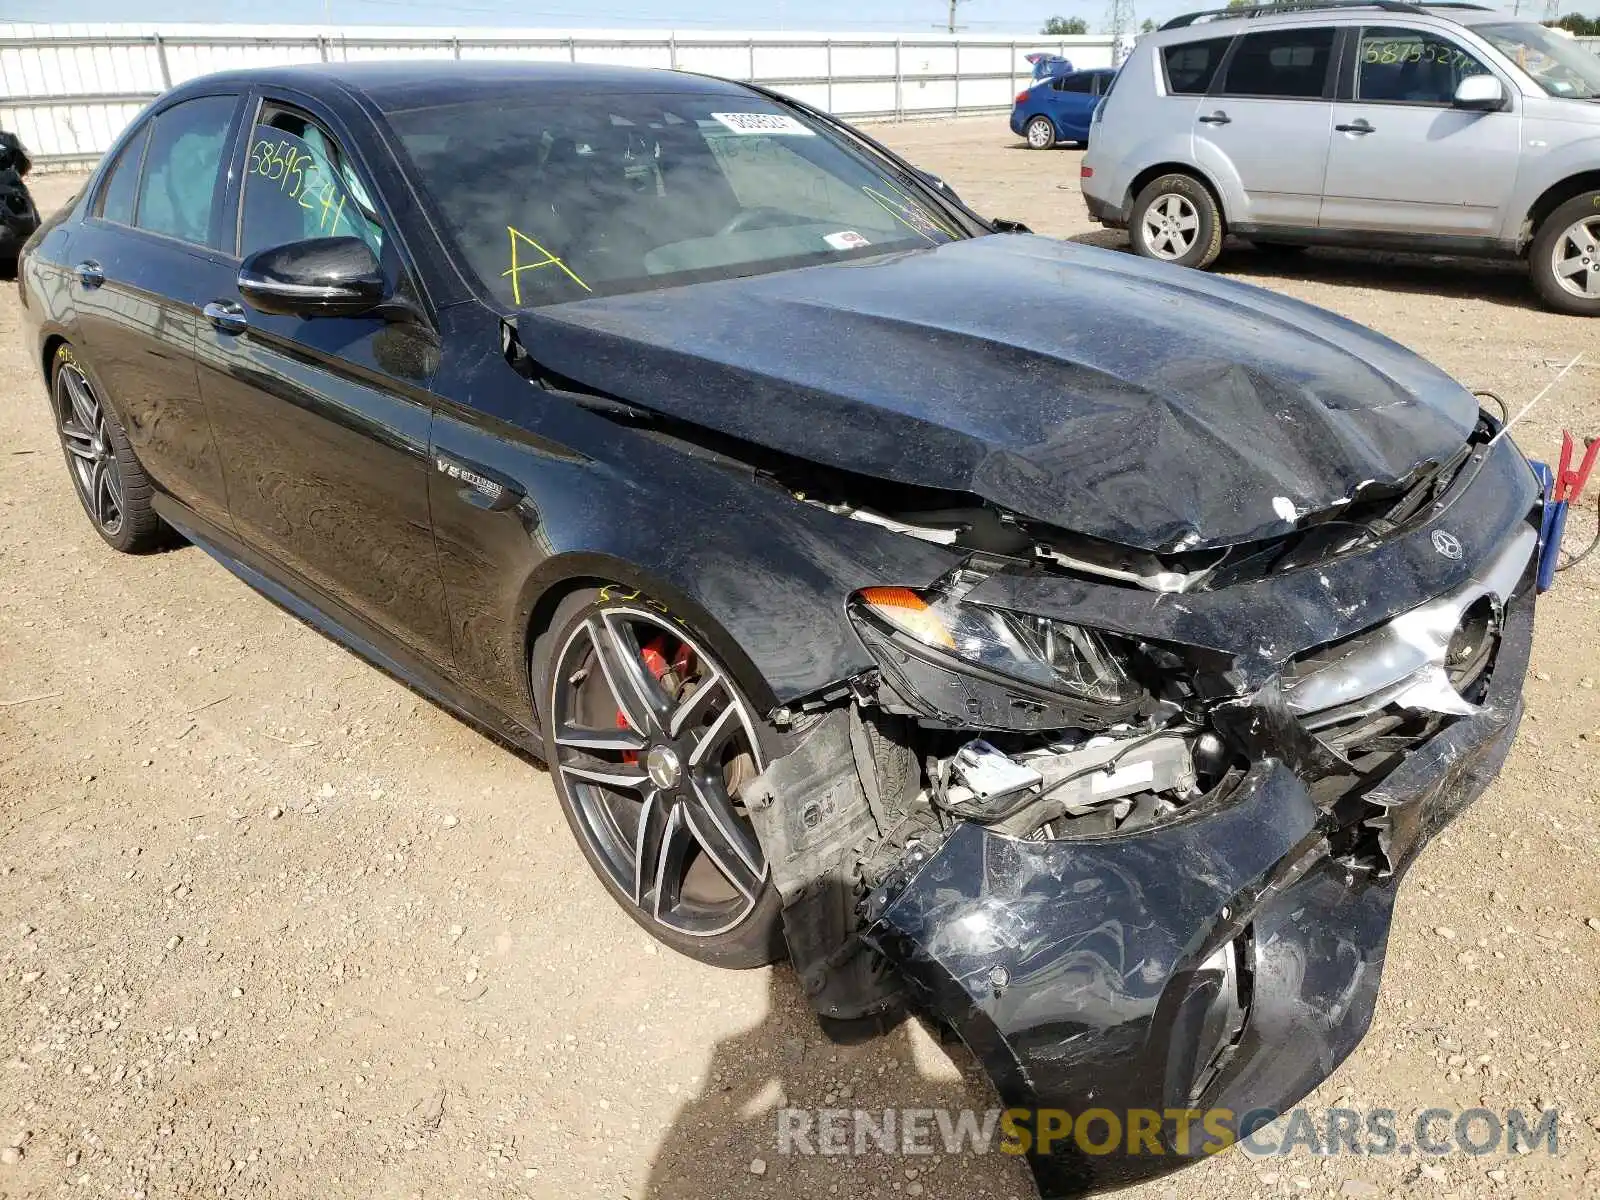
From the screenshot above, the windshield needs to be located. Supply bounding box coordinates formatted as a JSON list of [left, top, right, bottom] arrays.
[[1477, 22, 1600, 99], [382, 91, 970, 307]]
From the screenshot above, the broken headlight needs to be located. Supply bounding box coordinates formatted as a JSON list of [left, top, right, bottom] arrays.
[[852, 584, 1137, 705]]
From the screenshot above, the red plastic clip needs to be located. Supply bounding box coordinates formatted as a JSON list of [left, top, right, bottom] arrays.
[[1554, 431, 1599, 505]]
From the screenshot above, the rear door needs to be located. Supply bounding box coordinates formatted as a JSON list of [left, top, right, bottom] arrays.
[[68, 93, 244, 532], [1194, 25, 1339, 228], [1051, 72, 1100, 140], [191, 97, 455, 669], [1321, 25, 1522, 236]]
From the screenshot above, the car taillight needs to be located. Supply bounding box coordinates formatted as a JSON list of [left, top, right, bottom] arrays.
[[1080, 165, 1094, 178], [1015, 91, 1031, 103]]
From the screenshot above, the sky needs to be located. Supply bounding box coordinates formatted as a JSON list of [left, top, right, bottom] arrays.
[[0, 0, 1202, 34]]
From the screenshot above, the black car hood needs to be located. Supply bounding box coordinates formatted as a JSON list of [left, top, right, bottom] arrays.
[[515, 234, 1477, 552]]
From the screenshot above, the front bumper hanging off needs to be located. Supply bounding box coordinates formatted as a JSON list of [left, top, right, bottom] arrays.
[[863, 591, 1532, 1198]]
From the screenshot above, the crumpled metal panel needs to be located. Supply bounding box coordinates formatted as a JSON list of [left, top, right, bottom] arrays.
[[516, 234, 1478, 552]]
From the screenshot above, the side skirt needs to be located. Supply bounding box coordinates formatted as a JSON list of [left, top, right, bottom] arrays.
[[152, 494, 545, 762]]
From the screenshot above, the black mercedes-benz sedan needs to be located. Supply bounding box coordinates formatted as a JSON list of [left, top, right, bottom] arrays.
[[19, 61, 1541, 1197]]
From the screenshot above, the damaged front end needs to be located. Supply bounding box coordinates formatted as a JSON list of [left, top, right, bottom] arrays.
[[743, 429, 1541, 1197]]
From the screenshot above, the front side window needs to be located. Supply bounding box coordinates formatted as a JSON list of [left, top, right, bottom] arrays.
[[134, 95, 237, 247], [1477, 21, 1600, 99], [1220, 28, 1337, 99], [1163, 37, 1233, 95], [96, 125, 148, 225], [383, 92, 970, 308], [1356, 27, 1494, 104], [238, 108, 384, 261]]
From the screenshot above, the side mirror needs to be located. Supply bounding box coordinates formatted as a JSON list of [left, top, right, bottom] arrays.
[[1453, 74, 1505, 110], [237, 236, 385, 319]]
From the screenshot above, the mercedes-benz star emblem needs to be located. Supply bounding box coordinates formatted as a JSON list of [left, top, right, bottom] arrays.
[[645, 745, 682, 791], [1432, 529, 1463, 560]]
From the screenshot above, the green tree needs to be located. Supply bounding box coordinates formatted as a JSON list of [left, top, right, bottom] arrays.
[[1140, 17, 1156, 31], [1548, 13, 1599, 35], [1042, 15, 1090, 34]]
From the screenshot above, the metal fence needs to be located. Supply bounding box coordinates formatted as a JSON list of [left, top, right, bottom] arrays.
[[0, 23, 1117, 168]]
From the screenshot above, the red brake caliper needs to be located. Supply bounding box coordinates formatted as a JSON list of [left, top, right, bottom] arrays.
[[617, 637, 696, 764]]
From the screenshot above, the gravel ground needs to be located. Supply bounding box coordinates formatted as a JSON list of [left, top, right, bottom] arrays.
[[3, 116, 1600, 1200]]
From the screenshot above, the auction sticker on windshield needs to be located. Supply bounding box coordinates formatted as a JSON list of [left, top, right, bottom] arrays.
[[711, 112, 815, 135], [824, 230, 871, 250]]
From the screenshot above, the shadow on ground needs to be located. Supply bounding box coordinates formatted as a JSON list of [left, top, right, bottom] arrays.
[[641, 968, 1037, 1199]]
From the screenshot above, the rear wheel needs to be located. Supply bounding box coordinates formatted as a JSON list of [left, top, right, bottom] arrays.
[[50, 346, 162, 553], [533, 588, 785, 968], [1529, 191, 1600, 316], [1129, 173, 1223, 269], [1025, 116, 1056, 150]]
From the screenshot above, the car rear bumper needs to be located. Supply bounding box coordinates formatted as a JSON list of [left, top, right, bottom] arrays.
[[1009, 111, 1028, 137], [866, 585, 1531, 1197], [1082, 189, 1126, 228]]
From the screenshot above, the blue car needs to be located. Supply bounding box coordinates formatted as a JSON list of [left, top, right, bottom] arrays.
[[1010, 67, 1117, 149]]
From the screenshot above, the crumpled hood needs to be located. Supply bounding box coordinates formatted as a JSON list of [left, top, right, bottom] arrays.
[[515, 234, 1477, 552]]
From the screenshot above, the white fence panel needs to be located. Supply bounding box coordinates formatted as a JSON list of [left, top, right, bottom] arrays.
[[0, 23, 1115, 167]]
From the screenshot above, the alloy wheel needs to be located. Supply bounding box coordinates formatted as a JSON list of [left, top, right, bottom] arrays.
[[550, 606, 768, 938], [1141, 193, 1200, 261], [54, 362, 124, 536], [1026, 118, 1055, 149], [1550, 215, 1600, 301]]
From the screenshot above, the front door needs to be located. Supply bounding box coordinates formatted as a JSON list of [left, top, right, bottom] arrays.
[[1321, 26, 1522, 237], [68, 93, 243, 532], [1194, 25, 1339, 228], [193, 99, 455, 669]]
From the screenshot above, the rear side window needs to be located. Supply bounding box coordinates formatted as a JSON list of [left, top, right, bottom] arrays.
[[1163, 38, 1234, 95], [1220, 28, 1337, 98], [1053, 73, 1095, 93], [135, 95, 238, 247], [96, 125, 148, 225]]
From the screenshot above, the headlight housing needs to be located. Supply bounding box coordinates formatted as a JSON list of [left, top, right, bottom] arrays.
[[848, 576, 1148, 732]]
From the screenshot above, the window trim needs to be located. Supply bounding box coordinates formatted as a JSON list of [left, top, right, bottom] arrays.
[[1211, 25, 1341, 103], [1347, 23, 1506, 110]]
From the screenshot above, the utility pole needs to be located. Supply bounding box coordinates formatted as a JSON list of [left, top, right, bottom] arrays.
[[947, 0, 960, 33], [1105, 0, 1136, 63]]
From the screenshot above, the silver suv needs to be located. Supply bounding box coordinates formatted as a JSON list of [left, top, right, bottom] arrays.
[[1081, 1, 1600, 314]]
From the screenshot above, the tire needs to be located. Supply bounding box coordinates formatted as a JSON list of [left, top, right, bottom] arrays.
[[1129, 173, 1224, 269], [1529, 190, 1600, 316], [50, 344, 164, 553], [532, 587, 786, 968], [1025, 116, 1056, 150]]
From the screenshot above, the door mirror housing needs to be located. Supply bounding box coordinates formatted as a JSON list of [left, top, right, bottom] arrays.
[[1453, 74, 1505, 110], [238, 236, 386, 319]]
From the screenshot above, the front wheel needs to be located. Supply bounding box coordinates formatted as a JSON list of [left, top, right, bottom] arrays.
[[1529, 191, 1600, 316], [1025, 116, 1056, 150], [1129, 173, 1223, 269], [533, 588, 786, 968]]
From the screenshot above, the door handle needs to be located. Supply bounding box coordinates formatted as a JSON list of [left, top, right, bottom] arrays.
[[1197, 111, 1231, 125], [203, 300, 248, 335], [74, 260, 104, 289], [1335, 119, 1375, 134]]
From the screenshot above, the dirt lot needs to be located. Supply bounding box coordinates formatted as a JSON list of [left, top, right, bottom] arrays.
[[3, 115, 1599, 1200]]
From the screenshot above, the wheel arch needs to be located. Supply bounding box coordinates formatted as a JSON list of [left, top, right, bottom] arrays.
[[1127, 163, 1228, 231], [517, 552, 786, 726], [1523, 171, 1600, 252]]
